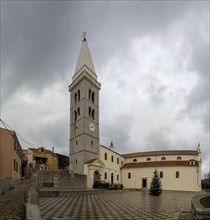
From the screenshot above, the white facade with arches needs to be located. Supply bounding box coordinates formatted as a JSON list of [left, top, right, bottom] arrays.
[[84, 145, 201, 191]]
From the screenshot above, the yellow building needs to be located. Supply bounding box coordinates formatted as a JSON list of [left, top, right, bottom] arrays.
[[27, 147, 58, 171]]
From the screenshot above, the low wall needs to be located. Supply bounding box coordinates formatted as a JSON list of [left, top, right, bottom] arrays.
[[25, 185, 41, 220], [0, 177, 12, 194], [37, 171, 87, 191], [191, 193, 210, 220]]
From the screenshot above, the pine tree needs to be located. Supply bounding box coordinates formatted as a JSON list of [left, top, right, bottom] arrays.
[[149, 169, 162, 196]]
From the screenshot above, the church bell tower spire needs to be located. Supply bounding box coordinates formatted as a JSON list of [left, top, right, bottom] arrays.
[[69, 33, 101, 174]]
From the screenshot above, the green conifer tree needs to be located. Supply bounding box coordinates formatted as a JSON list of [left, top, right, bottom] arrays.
[[149, 169, 162, 196]]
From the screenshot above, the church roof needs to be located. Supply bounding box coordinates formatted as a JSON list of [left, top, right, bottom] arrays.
[[74, 32, 96, 77], [122, 160, 199, 169], [122, 150, 198, 158], [84, 158, 98, 164]]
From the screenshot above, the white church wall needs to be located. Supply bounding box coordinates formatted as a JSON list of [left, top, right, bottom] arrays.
[[122, 166, 201, 191]]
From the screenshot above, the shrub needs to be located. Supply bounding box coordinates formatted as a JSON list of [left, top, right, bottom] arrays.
[[93, 181, 110, 189]]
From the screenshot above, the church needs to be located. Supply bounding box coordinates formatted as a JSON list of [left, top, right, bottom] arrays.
[[68, 33, 201, 192]]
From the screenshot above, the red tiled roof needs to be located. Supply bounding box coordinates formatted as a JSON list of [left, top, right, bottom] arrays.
[[28, 148, 57, 157], [100, 145, 122, 156], [121, 160, 199, 169], [122, 150, 198, 158], [84, 158, 98, 164]]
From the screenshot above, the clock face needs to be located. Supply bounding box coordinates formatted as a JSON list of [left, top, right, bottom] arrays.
[[89, 122, 95, 132]]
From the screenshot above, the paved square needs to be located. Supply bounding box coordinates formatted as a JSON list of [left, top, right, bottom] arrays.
[[39, 190, 196, 219]]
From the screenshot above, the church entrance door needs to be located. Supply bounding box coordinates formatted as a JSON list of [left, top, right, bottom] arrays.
[[93, 171, 100, 183], [111, 173, 114, 185]]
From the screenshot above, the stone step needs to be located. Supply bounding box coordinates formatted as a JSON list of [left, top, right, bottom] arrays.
[[39, 190, 59, 197]]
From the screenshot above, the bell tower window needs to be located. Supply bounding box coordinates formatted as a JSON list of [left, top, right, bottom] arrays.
[[74, 93, 77, 104], [89, 89, 91, 99], [89, 107, 91, 118], [74, 110, 77, 121], [92, 109, 95, 120], [78, 90, 80, 101], [77, 107, 80, 116], [92, 92, 95, 103]]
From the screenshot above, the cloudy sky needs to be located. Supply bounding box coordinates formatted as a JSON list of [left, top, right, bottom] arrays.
[[1, 1, 209, 177]]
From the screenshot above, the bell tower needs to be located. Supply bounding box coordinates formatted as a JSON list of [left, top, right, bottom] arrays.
[[69, 33, 101, 174]]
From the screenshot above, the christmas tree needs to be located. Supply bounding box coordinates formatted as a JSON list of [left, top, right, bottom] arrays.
[[149, 169, 162, 196]]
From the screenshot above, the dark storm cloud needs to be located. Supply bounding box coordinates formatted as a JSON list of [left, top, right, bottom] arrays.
[[1, 1, 206, 100], [1, 1, 209, 174], [1, 1, 79, 102]]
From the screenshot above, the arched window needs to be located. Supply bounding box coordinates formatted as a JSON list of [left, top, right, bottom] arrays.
[[111, 155, 114, 162], [177, 156, 182, 160], [78, 90, 80, 101], [89, 107, 91, 118], [76, 140, 78, 145], [104, 152, 107, 160], [176, 171, 179, 178], [128, 172, 131, 179], [146, 157, 151, 161], [74, 110, 77, 121], [89, 89, 91, 99], [91, 140, 93, 145], [77, 107, 80, 116], [117, 174, 119, 181], [160, 171, 163, 178], [92, 92, 95, 103], [74, 93, 77, 104], [189, 160, 195, 165], [92, 109, 95, 120], [161, 156, 166, 160], [133, 159, 137, 162], [104, 172, 107, 180], [117, 158, 119, 164]]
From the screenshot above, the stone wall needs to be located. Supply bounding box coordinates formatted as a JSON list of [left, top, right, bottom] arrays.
[[37, 171, 87, 191], [0, 177, 12, 194], [191, 193, 210, 220]]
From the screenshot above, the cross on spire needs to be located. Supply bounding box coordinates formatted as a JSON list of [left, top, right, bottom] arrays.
[[82, 31, 87, 42]]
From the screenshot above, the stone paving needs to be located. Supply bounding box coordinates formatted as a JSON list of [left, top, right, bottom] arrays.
[[0, 178, 33, 220], [39, 190, 197, 220]]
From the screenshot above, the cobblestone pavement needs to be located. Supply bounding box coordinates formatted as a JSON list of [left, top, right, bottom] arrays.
[[39, 190, 197, 220], [0, 178, 33, 220]]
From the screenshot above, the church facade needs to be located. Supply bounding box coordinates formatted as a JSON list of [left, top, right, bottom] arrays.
[[69, 34, 201, 192]]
